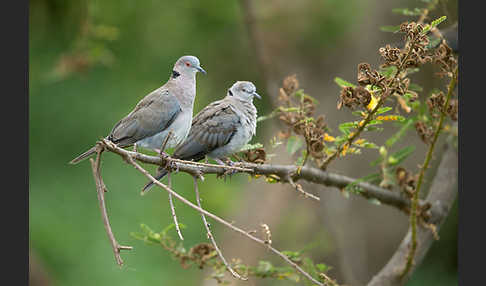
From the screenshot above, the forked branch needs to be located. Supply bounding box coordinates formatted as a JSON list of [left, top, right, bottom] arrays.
[[89, 146, 132, 266]]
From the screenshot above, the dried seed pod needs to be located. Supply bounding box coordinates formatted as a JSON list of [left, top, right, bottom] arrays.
[[338, 86, 359, 110], [427, 92, 446, 113], [357, 63, 372, 86], [415, 121, 433, 144], [242, 148, 266, 164], [282, 74, 299, 95], [446, 99, 458, 121], [354, 86, 372, 107]]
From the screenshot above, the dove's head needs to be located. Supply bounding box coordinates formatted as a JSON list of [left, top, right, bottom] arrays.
[[173, 55, 206, 76], [228, 81, 261, 102]]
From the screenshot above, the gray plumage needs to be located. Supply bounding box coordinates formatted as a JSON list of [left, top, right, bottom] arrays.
[[142, 81, 260, 192], [70, 55, 206, 164]]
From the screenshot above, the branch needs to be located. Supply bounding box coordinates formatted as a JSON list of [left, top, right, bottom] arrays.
[[89, 146, 132, 266], [367, 142, 458, 286], [101, 139, 431, 217], [402, 66, 458, 277]]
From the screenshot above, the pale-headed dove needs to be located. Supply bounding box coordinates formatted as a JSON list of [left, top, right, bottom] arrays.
[[142, 81, 260, 192], [70, 55, 206, 164]]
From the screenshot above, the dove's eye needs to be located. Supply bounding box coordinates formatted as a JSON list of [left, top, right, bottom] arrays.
[[185, 62, 191, 67]]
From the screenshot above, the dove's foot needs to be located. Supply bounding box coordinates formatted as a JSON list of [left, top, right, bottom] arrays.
[[214, 157, 238, 178]]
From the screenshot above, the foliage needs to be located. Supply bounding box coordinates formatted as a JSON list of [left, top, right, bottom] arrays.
[[131, 224, 333, 285]]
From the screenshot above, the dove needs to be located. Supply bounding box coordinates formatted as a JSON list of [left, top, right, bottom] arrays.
[[69, 55, 206, 164], [142, 81, 260, 192]]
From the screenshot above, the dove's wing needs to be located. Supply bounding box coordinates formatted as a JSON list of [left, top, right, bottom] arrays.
[[173, 99, 240, 161], [108, 88, 182, 147]]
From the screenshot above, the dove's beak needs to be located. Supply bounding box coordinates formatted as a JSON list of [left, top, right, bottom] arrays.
[[252, 91, 261, 99], [196, 66, 207, 74]]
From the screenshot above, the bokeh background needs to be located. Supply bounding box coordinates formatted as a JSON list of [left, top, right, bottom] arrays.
[[29, 0, 458, 285]]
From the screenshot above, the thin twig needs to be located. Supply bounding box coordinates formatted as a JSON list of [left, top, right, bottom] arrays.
[[160, 131, 173, 155], [159, 131, 184, 240], [168, 172, 184, 240], [193, 176, 247, 280], [170, 157, 253, 172], [401, 66, 458, 278], [119, 151, 324, 285], [89, 148, 132, 266], [287, 175, 320, 202]]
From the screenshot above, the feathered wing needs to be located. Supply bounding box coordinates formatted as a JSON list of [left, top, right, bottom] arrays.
[[70, 88, 182, 164], [142, 99, 241, 192], [107, 89, 182, 147], [173, 99, 240, 161]]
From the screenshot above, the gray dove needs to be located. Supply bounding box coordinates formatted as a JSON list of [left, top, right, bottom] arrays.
[[70, 55, 206, 164], [142, 81, 260, 192]]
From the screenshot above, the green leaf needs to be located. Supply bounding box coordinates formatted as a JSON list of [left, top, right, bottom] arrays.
[[386, 118, 414, 147], [339, 122, 356, 135], [368, 198, 382, 205], [256, 261, 273, 274], [362, 142, 380, 149], [287, 136, 303, 155], [376, 107, 392, 115], [409, 83, 423, 92], [240, 143, 264, 151], [334, 77, 356, 88], [295, 149, 307, 166], [352, 110, 366, 117], [380, 25, 401, 33], [422, 16, 447, 34], [345, 173, 382, 193], [379, 66, 398, 78], [388, 146, 416, 166], [316, 263, 328, 272], [364, 126, 384, 132], [367, 120, 384, 126], [292, 89, 319, 104], [430, 15, 447, 28], [392, 8, 423, 16], [406, 67, 420, 75], [427, 36, 442, 49]]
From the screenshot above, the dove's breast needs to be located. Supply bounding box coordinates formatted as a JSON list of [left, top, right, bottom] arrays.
[[136, 110, 192, 151], [207, 105, 256, 159]]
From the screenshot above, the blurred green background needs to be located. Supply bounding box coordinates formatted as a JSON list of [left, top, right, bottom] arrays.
[[29, 0, 457, 285]]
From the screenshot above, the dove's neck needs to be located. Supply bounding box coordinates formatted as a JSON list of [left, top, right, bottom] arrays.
[[226, 95, 257, 135], [170, 71, 197, 110]]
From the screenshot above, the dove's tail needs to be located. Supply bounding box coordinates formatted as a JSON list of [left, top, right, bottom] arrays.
[[142, 169, 168, 193], [69, 146, 97, 165]]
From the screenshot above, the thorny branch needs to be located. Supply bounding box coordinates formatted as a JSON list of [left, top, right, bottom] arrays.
[[89, 147, 132, 266], [101, 139, 433, 218]]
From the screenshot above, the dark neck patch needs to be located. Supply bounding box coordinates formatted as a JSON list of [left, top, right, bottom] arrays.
[[228, 89, 233, 96], [171, 70, 180, 79]]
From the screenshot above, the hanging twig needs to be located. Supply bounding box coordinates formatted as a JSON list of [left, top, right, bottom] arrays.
[[168, 172, 184, 240], [193, 176, 247, 280]]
